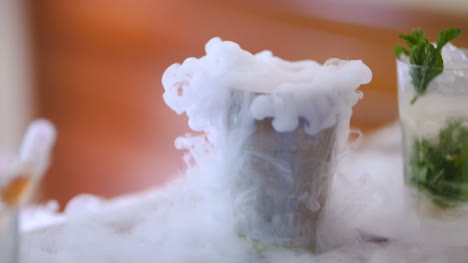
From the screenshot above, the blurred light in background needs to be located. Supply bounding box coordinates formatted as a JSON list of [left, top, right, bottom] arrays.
[[359, 0, 468, 15], [1, 0, 467, 207]]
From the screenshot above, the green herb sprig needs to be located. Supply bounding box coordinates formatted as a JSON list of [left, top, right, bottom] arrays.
[[394, 28, 462, 104], [409, 121, 468, 207]]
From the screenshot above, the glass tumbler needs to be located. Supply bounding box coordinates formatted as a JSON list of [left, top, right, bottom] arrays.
[[228, 89, 336, 250], [397, 54, 468, 242]]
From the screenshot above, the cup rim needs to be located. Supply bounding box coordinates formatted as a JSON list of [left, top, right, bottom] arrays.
[[396, 48, 468, 71]]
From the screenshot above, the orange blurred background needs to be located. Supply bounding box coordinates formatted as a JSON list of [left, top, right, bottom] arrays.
[[22, 0, 468, 206]]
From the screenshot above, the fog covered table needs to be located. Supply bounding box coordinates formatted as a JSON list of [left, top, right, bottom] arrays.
[[19, 124, 468, 263]]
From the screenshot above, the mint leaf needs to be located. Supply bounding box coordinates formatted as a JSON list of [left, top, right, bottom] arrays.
[[463, 152, 468, 182], [393, 45, 409, 57], [409, 121, 468, 207], [437, 28, 462, 51], [409, 44, 443, 102], [395, 28, 462, 104], [399, 28, 426, 46]]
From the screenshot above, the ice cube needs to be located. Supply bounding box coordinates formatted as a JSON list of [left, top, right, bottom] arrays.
[[428, 43, 468, 95], [441, 43, 468, 69]]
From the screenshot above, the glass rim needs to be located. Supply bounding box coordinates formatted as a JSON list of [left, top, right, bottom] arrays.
[[396, 48, 468, 71]]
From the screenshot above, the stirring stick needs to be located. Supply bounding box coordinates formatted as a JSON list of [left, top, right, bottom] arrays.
[[4, 119, 57, 207], [0, 119, 56, 263]]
